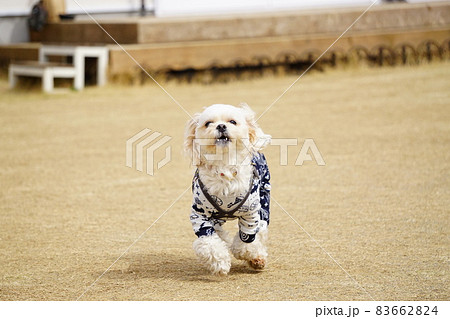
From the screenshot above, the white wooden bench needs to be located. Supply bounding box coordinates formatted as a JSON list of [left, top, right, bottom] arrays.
[[9, 61, 80, 93], [8, 45, 109, 93], [39, 45, 109, 89]]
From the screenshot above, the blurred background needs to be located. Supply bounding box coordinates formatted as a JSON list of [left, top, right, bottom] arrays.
[[0, 0, 449, 301], [0, 0, 448, 85]]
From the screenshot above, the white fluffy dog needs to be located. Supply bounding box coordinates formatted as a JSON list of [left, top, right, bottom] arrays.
[[184, 103, 271, 275]]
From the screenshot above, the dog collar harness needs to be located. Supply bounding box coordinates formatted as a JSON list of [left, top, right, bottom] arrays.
[[194, 167, 258, 219], [190, 153, 271, 243]]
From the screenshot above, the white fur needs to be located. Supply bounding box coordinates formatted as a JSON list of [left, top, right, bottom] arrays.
[[197, 164, 253, 197], [193, 233, 231, 276], [185, 103, 271, 275], [214, 224, 233, 245]]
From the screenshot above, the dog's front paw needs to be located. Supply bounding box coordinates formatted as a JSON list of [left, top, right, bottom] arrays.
[[193, 233, 231, 275], [248, 258, 266, 270], [231, 229, 268, 271]]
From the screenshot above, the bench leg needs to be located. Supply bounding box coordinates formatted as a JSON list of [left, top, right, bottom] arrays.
[[74, 53, 85, 90], [9, 69, 18, 89], [73, 75, 83, 91], [42, 69, 54, 93], [97, 53, 108, 86]]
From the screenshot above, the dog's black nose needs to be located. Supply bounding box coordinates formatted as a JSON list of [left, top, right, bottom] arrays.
[[216, 124, 227, 132]]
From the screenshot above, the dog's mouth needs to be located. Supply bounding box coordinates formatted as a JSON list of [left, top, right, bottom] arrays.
[[215, 133, 231, 145]]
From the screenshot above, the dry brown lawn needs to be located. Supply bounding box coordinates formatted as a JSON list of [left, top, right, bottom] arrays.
[[0, 62, 449, 300]]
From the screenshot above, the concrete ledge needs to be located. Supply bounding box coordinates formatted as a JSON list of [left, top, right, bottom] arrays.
[[138, 2, 450, 44], [108, 27, 450, 74], [30, 2, 450, 44]]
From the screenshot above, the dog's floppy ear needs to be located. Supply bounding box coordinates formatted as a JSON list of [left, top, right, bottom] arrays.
[[239, 102, 271, 153], [184, 113, 201, 166]]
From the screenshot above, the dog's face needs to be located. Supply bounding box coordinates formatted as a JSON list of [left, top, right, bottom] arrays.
[[196, 104, 249, 148], [184, 103, 270, 166]]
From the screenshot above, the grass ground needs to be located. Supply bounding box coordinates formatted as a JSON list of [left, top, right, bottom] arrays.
[[0, 62, 449, 300]]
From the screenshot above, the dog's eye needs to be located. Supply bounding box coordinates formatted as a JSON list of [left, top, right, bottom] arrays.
[[205, 121, 213, 128], [229, 120, 237, 125]]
